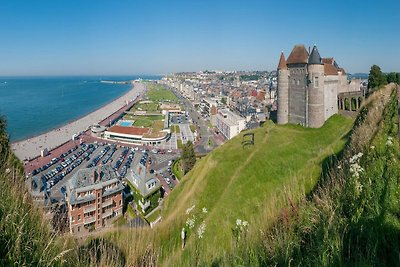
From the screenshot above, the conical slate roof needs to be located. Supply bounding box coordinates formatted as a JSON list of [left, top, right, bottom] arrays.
[[277, 52, 287, 70], [308, 45, 322, 65]]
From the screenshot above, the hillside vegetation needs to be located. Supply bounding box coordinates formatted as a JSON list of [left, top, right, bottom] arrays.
[[1, 84, 399, 266]]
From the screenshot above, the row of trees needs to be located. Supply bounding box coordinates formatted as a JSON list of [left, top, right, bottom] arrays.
[[368, 65, 400, 89]]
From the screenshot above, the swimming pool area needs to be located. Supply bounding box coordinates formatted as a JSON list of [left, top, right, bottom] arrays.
[[119, 120, 134, 127]]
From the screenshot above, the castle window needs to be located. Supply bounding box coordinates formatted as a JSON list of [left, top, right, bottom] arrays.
[[314, 77, 319, 88], [296, 80, 300, 86]]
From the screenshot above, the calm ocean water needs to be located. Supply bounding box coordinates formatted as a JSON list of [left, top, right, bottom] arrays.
[[0, 75, 161, 142]]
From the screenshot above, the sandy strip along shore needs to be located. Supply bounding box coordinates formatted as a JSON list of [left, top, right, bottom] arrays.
[[11, 82, 146, 161]]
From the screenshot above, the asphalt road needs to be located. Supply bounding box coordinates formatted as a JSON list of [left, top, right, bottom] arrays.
[[168, 87, 220, 154]]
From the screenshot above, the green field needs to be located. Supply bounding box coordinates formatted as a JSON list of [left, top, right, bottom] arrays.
[[171, 158, 184, 180], [122, 115, 164, 127], [147, 83, 178, 102], [146, 209, 161, 223], [132, 102, 159, 112], [158, 115, 353, 265]]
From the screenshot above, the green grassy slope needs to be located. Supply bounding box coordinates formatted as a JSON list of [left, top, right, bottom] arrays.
[[158, 114, 353, 265]]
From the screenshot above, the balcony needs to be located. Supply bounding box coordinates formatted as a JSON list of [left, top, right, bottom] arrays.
[[102, 209, 113, 219], [84, 216, 96, 225], [102, 199, 113, 208], [84, 205, 96, 214]]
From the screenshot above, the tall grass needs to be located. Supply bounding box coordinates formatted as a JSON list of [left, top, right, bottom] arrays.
[[221, 84, 400, 266], [1, 84, 398, 266]]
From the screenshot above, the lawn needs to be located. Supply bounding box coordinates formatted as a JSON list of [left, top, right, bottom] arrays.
[[159, 115, 354, 265], [189, 124, 196, 133], [177, 139, 183, 149], [174, 125, 180, 133], [131, 115, 164, 127], [146, 209, 161, 223], [171, 158, 184, 180], [147, 83, 178, 102], [132, 102, 159, 112]]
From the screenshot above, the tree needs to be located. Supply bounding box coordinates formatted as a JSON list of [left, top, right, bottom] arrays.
[[386, 72, 398, 84], [397, 73, 400, 84], [367, 65, 387, 89], [182, 141, 196, 174]]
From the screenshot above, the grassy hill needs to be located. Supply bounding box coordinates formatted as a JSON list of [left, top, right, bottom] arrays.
[[153, 114, 353, 265], [1, 84, 399, 266]]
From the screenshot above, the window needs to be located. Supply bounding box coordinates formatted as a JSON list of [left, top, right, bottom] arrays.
[[314, 76, 319, 87], [296, 80, 300, 86], [119, 199, 122, 206], [71, 216, 75, 222], [78, 215, 81, 221], [77, 226, 80, 232]]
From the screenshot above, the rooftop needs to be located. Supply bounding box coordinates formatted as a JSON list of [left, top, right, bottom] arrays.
[[107, 125, 150, 136], [286, 45, 309, 65], [66, 165, 124, 205], [126, 156, 161, 198], [217, 108, 245, 126]]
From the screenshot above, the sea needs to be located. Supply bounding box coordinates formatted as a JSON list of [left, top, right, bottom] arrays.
[[0, 75, 161, 142]]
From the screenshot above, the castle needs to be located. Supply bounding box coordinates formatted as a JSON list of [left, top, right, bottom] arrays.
[[277, 44, 350, 128]]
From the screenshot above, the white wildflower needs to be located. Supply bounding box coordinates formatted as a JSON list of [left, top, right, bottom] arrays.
[[185, 204, 196, 215], [370, 145, 375, 149], [337, 165, 342, 170], [202, 207, 208, 214], [386, 139, 393, 146], [236, 219, 242, 226], [197, 222, 206, 239], [185, 215, 196, 229], [242, 221, 249, 227]]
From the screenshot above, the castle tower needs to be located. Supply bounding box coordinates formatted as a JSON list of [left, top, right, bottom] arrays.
[[307, 45, 325, 128], [277, 52, 289, 124]]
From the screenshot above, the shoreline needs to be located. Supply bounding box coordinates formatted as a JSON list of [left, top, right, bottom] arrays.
[[11, 81, 147, 161], [10, 83, 133, 143]]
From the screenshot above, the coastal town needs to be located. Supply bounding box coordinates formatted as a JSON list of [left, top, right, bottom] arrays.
[[12, 45, 369, 235]]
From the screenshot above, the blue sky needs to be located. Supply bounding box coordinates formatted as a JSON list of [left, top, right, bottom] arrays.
[[0, 0, 399, 75]]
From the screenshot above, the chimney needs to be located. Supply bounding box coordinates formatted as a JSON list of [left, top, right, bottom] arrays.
[[308, 46, 311, 54]]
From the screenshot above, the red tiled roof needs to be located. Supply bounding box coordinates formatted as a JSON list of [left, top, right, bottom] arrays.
[[256, 90, 265, 101], [286, 45, 309, 65], [277, 52, 287, 70], [322, 57, 334, 64], [324, 63, 338, 75], [107, 126, 150, 136]]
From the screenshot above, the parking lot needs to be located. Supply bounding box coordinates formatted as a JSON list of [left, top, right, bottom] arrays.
[[30, 142, 180, 203], [170, 113, 195, 145]]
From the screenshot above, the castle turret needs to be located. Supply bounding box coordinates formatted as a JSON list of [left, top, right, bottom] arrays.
[[307, 45, 325, 128], [277, 52, 289, 124]]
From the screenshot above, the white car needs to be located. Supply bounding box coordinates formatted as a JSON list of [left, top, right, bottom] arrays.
[[167, 149, 172, 153]]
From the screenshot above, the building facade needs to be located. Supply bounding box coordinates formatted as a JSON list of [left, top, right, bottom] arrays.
[[126, 157, 161, 214], [277, 44, 352, 128], [65, 165, 124, 234], [216, 109, 246, 140]]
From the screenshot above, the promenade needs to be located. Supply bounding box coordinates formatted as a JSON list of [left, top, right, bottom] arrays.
[[11, 82, 146, 161]]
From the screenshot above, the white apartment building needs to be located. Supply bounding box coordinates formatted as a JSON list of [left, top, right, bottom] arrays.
[[216, 109, 246, 140]]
